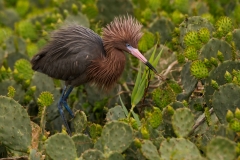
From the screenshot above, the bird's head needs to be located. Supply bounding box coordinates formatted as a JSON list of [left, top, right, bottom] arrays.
[[102, 16, 158, 74]]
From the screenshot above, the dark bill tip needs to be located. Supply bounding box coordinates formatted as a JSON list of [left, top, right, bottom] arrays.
[[145, 61, 158, 74]]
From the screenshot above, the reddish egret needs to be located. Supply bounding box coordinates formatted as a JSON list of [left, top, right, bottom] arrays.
[[31, 16, 157, 135]]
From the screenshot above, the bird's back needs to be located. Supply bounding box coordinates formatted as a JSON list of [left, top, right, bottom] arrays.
[[31, 25, 105, 85]]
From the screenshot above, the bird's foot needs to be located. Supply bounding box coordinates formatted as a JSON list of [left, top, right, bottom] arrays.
[[57, 101, 72, 136]]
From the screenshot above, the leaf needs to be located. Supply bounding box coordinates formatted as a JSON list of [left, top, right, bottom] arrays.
[[119, 95, 128, 117]]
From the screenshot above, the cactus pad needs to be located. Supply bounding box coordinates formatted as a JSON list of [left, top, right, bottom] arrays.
[[107, 152, 124, 160], [71, 111, 87, 133], [141, 140, 160, 160], [172, 108, 194, 137], [72, 133, 93, 157], [101, 121, 133, 153], [0, 96, 31, 152], [106, 105, 126, 121], [199, 38, 232, 61], [212, 83, 240, 124], [160, 138, 202, 160], [45, 133, 77, 160], [190, 60, 208, 79], [147, 107, 162, 129], [80, 149, 104, 160], [206, 136, 236, 160]]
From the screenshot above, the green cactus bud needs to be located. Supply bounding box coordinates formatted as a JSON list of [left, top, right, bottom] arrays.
[[226, 110, 234, 123], [14, 59, 34, 81], [129, 117, 138, 130], [230, 119, 240, 132], [203, 58, 212, 68], [184, 31, 201, 49], [216, 16, 233, 37], [37, 91, 54, 107], [211, 80, 219, 90], [184, 46, 198, 61], [198, 28, 210, 43], [190, 60, 209, 79], [148, 107, 162, 129], [233, 76, 239, 85], [138, 31, 155, 52], [134, 138, 141, 148], [235, 108, 240, 120], [217, 51, 224, 63], [17, 21, 37, 40], [89, 123, 102, 140], [210, 57, 218, 67], [232, 69, 238, 76], [182, 100, 188, 107], [141, 126, 150, 139], [173, 27, 180, 35], [226, 32, 233, 43], [224, 71, 232, 83], [7, 86, 15, 98], [177, 53, 185, 64], [166, 105, 175, 115], [71, 4, 78, 15]]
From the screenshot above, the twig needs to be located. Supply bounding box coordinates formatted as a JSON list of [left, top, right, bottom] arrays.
[[188, 107, 214, 136]]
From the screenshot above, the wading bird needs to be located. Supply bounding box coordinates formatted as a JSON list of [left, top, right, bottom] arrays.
[[31, 16, 157, 135]]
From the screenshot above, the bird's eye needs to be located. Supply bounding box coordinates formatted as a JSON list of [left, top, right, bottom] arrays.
[[126, 43, 130, 47]]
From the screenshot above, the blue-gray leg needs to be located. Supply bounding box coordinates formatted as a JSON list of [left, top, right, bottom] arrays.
[[58, 85, 74, 135]]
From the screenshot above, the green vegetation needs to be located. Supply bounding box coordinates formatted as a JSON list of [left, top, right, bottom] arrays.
[[1, 0, 240, 159]]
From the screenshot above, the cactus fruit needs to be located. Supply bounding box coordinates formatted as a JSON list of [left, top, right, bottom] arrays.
[[217, 51, 224, 63], [141, 125, 150, 139], [14, 59, 33, 81], [198, 28, 210, 43], [215, 17, 233, 37], [0, 96, 31, 152], [106, 105, 126, 121], [141, 140, 160, 160], [212, 83, 240, 124], [190, 60, 208, 79], [172, 108, 194, 137], [160, 138, 202, 160], [147, 107, 162, 129], [7, 86, 15, 98], [226, 110, 234, 123], [71, 111, 87, 133], [37, 91, 54, 108], [184, 31, 201, 49], [16, 21, 37, 40], [72, 133, 93, 157], [211, 80, 219, 90], [101, 121, 133, 153], [235, 108, 240, 120], [89, 123, 102, 140], [184, 46, 198, 61], [224, 71, 232, 82], [230, 119, 240, 132], [206, 136, 236, 160], [138, 31, 155, 52], [45, 133, 77, 160]]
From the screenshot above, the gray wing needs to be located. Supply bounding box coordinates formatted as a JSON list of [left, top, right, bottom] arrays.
[[31, 25, 105, 81]]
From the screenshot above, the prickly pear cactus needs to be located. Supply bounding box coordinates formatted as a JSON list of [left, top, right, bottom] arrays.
[[141, 140, 160, 160], [206, 136, 236, 160], [106, 105, 126, 121], [71, 110, 87, 133], [72, 133, 93, 157], [101, 121, 133, 153], [212, 83, 240, 124], [80, 149, 104, 160], [45, 133, 77, 160], [172, 108, 194, 137], [0, 96, 31, 152], [160, 138, 202, 160], [190, 60, 209, 79]]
